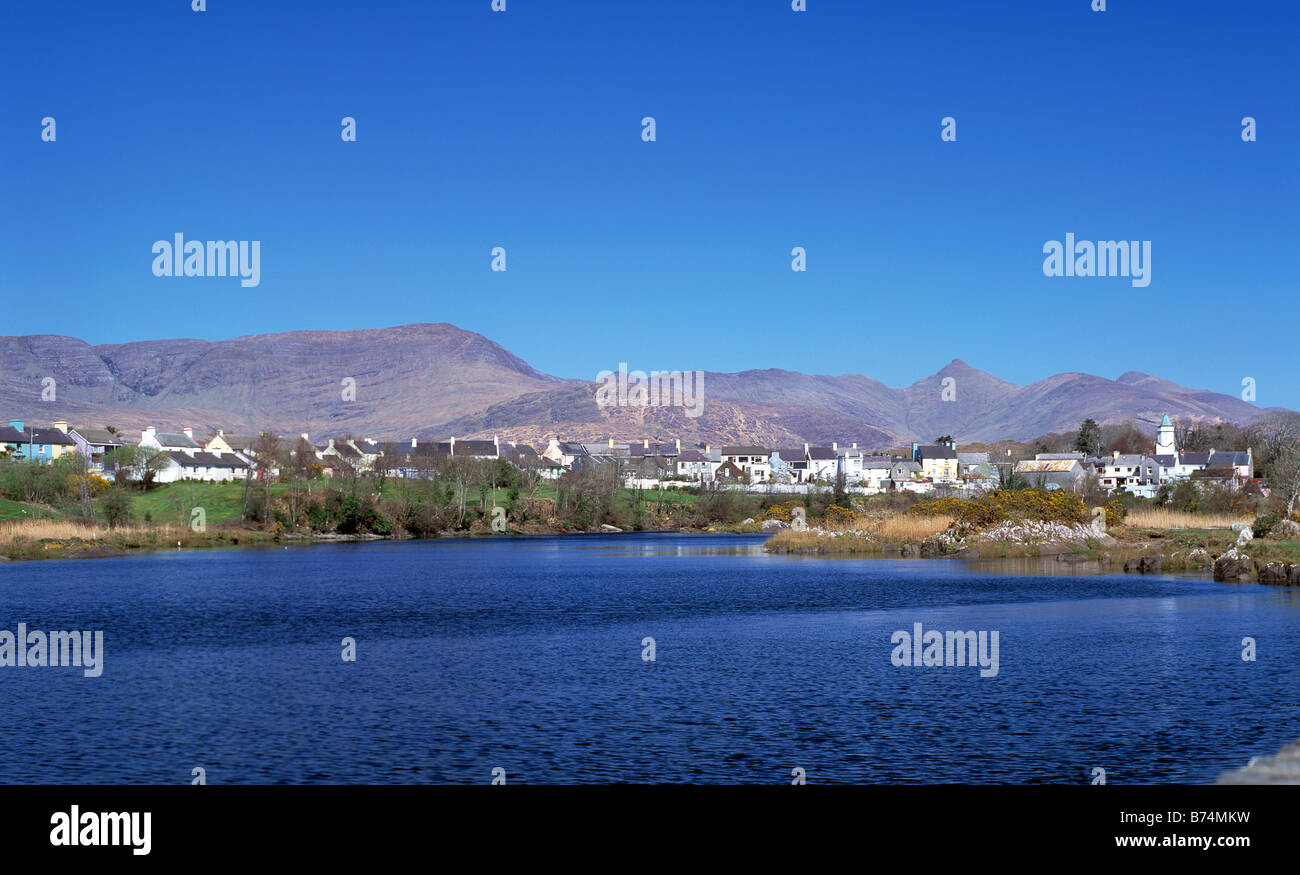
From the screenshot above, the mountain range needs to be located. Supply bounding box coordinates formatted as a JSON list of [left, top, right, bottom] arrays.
[[0, 323, 1283, 449]]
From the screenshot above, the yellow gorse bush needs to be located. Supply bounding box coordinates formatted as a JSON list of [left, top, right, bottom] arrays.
[[911, 489, 1089, 527]]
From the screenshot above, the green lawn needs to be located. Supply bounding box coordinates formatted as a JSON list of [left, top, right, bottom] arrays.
[[0, 497, 62, 520]]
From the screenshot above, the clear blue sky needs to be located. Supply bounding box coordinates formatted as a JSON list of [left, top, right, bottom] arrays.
[[2, 1, 1295, 406]]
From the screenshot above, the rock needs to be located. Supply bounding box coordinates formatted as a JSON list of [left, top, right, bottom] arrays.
[[1273, 519, 1300, 538], [1187, 547, 1212, 567], [1291, 565, 1300, 586], [600, 524, 622, 533], [900, 544, 922, 558], [920, 538, 944, 557], [1213, 548, 1256, 583], [1123, 556, 1163, 574], [61, 545, 126, 559], [1218, 739, 1300, 784], [761, 519, 788, 530], [1236, 526, 1254, 546], [1259, 563, 1291, 585], [741, 518, 755, 525], [0, 555, 10, 562], [1231, 522, 1251, 532]]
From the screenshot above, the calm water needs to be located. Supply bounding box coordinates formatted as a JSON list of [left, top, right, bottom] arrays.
[[2, 533, 1298, 784]]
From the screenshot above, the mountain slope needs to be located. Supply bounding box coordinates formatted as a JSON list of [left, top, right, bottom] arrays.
[[0, 323, 1280, 446]]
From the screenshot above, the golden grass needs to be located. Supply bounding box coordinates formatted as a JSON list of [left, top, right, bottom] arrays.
[[872, 514, 953, 541], [0, 518, 185, 547], [1123, 508, 1250, 530]]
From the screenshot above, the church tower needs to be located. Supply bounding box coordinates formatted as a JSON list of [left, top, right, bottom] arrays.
[[1155, 412, 1176, 456]]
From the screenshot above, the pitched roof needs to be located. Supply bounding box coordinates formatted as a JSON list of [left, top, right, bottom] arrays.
[[720, 446, 767, 455], [168, 451, 248, 469], [807, 447, 837, 460], [153, 432, 200, 448], [73, 428, 127, 446]]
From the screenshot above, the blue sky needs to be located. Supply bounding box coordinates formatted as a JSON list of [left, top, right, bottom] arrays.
[[2, 0, 1295, 406]]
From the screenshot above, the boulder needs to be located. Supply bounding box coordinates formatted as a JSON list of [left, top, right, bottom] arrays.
[[600, 524, 622, 533], [1213, 549, 1256, 583], [920, 538, 944, 557], [761, 518, 788, 530], [1139, 556, 1163, 574], [1123, 558, 1142, 573], [1236, 526, 1254, 547], [1187, 547, 1212, 567], [900, 544, 922, 558], [1273, 519, 1300, 539], [1259, 563, 1291, 585]]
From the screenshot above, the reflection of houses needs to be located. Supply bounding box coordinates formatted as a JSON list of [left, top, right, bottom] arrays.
[[1015, 458, 1087, 492]]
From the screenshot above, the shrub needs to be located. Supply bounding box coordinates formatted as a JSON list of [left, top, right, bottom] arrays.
[[1253, 513, 1280, 538], [1104, 498, 1127, 528], [911, 489, 1088, 528]]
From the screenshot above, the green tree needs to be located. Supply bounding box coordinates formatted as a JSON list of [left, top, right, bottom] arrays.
[[1074, 418, 1102, 456]]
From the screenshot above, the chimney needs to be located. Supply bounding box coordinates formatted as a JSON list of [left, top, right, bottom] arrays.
[[832, 441, 838, 451], [411, 437, 418, 448], [1112, 450, 1120, 460], [8, 420, 23, 432], [449, 436, 456, 454], [144, 426, 156, 440], [53, 420, 68, 433], [608, 437, 614, 449], [493, 435, 499, 450], [803, 442, 810, 456], [301, 432, 309, 442], [705, 444, 711, 454], [852, 442, 858, 449], [675, 438, 681, 451], [643, 439, 649, 450], [183, 427, 194, 440]]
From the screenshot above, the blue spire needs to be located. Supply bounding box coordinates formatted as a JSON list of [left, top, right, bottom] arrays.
[[1160, 413, 1171, 426]]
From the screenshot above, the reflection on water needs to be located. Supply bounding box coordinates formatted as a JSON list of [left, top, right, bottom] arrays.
[[1, 533, 1297, 785]]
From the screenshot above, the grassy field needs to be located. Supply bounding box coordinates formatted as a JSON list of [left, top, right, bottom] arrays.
[[1124, 507, 1252, 530]]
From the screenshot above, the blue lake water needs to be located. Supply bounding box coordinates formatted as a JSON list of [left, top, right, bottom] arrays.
[[1, 533, 1298, 784]]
